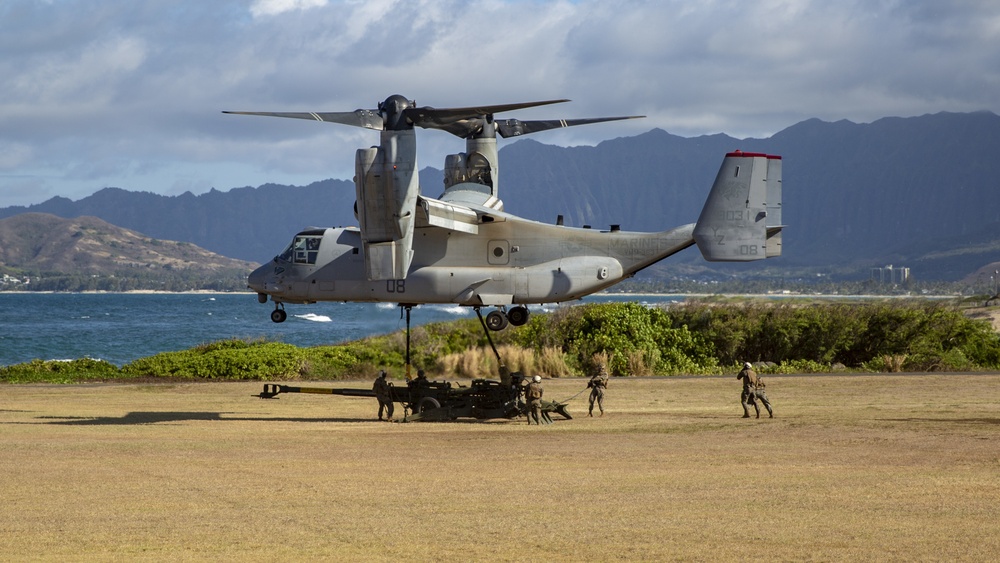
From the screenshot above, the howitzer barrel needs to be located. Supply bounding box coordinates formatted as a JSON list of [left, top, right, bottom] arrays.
[[257, 384, 376, 399]]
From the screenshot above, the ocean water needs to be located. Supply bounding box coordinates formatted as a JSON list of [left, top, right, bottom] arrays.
[[0, 292, 684, 367]]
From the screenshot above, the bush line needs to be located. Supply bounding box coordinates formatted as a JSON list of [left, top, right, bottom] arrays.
[[4, 300, 999, 383]]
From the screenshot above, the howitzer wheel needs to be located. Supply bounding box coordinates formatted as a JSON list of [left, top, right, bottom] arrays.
[[417, 397, 441, 413]]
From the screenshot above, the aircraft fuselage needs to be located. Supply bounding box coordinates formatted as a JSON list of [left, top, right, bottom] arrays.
[[248, 209, 695, 307]]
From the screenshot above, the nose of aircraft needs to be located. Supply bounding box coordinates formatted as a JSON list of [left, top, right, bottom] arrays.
[[247, 264, 268, 292]]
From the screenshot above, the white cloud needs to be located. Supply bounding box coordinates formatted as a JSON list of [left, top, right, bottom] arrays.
[[0, 0, 998, 207], [250, 0, 329, 18], [0, 143, 33, 170]]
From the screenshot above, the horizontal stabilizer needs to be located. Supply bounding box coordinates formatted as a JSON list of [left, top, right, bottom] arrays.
[[693, 151, 783, 261]]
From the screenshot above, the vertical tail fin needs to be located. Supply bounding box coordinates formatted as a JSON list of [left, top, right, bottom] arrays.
[[765, 155, 783, 257], [693, 151, 783, 261]]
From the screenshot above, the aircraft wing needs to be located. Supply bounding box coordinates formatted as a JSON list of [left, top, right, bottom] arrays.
[[415, 195, 484, 234]]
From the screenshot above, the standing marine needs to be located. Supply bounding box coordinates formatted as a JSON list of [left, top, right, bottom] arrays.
[[588, 365, 609, 417], [737, 362, 773, 419], [525, 375, 544, 425], [373, 370, 394, 421]]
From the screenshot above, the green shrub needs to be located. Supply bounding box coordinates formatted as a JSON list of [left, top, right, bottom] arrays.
[[668, 300, 1000, 371], [300, 342, 406, 380], [0, 358, 122, 384], [769, 359, 832, 374], [7, 301, 1000, 383], [510, 302, 716, 376], [121, 340, 304, 380]]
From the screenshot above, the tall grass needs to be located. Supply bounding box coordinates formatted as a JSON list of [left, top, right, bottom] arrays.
[[436, 344, 572, 378]]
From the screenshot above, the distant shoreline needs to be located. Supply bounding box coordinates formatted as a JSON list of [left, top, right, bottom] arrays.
[[0, 289, 255, 295], [0, 290, 964, 300]]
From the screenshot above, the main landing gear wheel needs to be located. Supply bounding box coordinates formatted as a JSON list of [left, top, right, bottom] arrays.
[[270, 306, 287, 323], [485, 310, 508, 331], [507, 306, 530, 326]]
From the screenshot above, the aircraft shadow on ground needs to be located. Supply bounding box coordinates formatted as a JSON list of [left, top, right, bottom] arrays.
[[32, 412, 373, 425], [881, 417, 1000, 426], [27, 412, 531, 426]]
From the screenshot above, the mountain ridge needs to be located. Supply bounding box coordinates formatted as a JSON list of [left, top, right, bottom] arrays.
[[0, 213, 257, 291], [3, 111, 999, 281]]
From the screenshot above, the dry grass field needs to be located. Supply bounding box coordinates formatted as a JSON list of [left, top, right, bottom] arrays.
[[2, 374, 999, 561]]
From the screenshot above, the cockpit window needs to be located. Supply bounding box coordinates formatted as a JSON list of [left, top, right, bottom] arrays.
[[277, 235, 322, 265]]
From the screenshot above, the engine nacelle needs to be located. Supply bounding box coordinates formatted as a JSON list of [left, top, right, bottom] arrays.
[[353, 132, 417, 280]]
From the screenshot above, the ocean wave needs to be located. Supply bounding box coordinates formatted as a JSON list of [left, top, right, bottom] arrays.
[[295, 313, 333, 322], [435, 305, 470, 315]]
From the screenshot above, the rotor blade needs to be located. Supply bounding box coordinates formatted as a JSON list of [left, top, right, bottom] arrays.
[[495, 115, 645, 138], [222, 110, 384, 131], [405, 99, 570, 129], [432, 118, 487, 138]]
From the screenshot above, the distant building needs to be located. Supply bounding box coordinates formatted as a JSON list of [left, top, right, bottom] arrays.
[[870, 265, 910, 284]]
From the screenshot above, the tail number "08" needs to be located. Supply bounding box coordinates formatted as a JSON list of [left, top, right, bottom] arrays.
[[386, 280, 406, 293], [740, 245, 759, 256]]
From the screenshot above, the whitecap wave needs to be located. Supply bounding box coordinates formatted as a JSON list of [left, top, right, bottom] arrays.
[[437, 305, 470, 315], [376, 302, 396, 310], [295, 313, 333, 322]]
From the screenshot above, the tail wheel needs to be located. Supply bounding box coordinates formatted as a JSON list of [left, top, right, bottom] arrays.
[[507, 306, 529, 326], [270, 308, 287, 323], [485, 310, 508, 331]]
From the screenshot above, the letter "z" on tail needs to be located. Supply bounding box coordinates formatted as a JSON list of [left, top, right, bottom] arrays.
[[693, 151, 783, 261]]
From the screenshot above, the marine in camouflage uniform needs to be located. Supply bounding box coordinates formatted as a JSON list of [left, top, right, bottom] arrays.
[[588, 366, 609, 417], [373, 370, 394, 421], [525, 375, 544, 425], [737, 362, 772, 418]]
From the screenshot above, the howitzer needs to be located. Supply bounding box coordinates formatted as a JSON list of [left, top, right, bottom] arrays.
[[256, 373, 572, 423]]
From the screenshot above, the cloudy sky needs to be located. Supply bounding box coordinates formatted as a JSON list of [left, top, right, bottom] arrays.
[[2, 0, 998, 208]]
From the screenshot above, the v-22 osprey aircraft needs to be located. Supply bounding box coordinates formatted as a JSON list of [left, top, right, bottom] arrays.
[[227, 95, 784, 331]]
